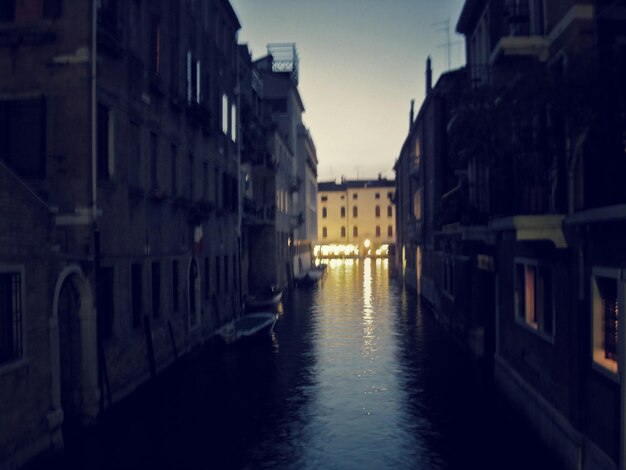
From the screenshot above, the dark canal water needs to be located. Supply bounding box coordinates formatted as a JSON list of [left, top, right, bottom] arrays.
[[32, 258, 562, 469]]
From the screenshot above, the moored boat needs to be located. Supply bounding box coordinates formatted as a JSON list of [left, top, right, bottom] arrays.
[[216, 312, 278, 344], [244, 289, 283, 310]]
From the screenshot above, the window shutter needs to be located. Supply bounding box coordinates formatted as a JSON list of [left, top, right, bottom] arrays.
[[196, 60, 201, 103], [186, 51, 192, 104]]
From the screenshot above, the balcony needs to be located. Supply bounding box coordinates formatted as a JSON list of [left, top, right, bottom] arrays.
[[490, 2, 549, 63]]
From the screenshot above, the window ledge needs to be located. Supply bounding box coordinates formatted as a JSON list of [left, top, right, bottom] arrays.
[[490, 215, 567, 248], [0, 358, 29, 377], [515, 317, 554, 344], [592, 358, 619, 383], [490, 35, 550, 63]]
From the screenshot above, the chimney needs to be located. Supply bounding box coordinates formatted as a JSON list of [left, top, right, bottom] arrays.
[[426, 56, 433, 95], [409, 99, 415, 128]]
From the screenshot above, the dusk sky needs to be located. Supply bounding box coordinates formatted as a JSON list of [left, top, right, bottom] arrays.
[[231, 0, 466, 182]]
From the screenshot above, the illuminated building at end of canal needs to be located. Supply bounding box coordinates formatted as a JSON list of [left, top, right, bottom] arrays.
[[316, 178, 395, 258]]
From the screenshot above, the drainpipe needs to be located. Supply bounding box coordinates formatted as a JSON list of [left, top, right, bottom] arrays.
[[91, 0, 98, 223], [236, 48, 243, 314]]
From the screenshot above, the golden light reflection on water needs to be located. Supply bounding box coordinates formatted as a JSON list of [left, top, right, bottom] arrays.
[[362, 258, 377, 359]]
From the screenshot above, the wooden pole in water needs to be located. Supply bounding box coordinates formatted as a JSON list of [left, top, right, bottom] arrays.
[[168, 320, 178, 362], [144, 315, 157, 379]]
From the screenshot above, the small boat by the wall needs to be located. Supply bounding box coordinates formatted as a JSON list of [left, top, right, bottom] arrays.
[[216, 313, 278, 344], [244, 288, 283, 311], [294, 268, 324, 287]]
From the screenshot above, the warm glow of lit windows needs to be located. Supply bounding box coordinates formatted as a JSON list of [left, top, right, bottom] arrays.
[[514, 260, 554, 338], [413, 190, 422, 220], [592, 268, 621, 377]]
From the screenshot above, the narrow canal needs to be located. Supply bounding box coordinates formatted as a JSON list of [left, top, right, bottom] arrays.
[[31, 259, 562, 469]]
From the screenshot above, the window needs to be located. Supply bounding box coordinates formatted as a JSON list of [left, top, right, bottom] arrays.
[[0, 0, 61, 22], [341, 226, 346, 238], [150, 132, 158, 190], [150, 15, 161, 77], [341, 206, 346, 218], [170, 144, 177, 195], [387, 225, 393, 237], [129, 121, 140, 187], [388, 191, 393, 200], [97, 267, 114, 340], [187, 154, 194, 200], [169, 1, 180, 94], [172, 260, 179, 312], [231, 103, 237, 142], [375, 193, 380, 199], [203, 162, 209, 200], [186, 52, 201, 104], [321, 195, 328, 202], [0, 98, 46, 178], [322, 227, 327, 238], [204, 258, 210, 300], [131, 264, 143, 328], [514, 260, 553, 336], [151, 262, 161, 319], [215, 256, 221, 293], [353, 206, 358, 218], [352, 193, 357, 200], [387, 206, 392, 218], [222, 94, 229, 134], [322, 207, 327, 218], [0, 271, 23, 365], [376, 226, 381, 237], [592, 268, 621, 376], [443, 258, 455, 298], [223, 255, 228, 293], [97, 103, 113, 180], [353, 226, 358, 237], [375, 206, 380, 218]]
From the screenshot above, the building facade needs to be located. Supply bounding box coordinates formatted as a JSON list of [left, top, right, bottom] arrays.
[[0, 0, 243, 466], [394, 1, 626, 469], [317, 178, 395, 257]]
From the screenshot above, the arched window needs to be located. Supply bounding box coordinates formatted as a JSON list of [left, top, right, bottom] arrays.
[[353, 206, 358, 217], [341, 226, 346, 237], [376, 226, 381, 237], [341, 206, 346, 218], [353, 226, 358, 237], [322, 227, 327, 238], [387, 206, 392, 217], [322, 207, 327, 218], [375, 206, 380, 218], [388, 225, 393, 237]]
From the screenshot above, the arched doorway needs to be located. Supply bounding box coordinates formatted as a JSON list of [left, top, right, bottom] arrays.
[[51, 266, 99, 428], [58, 278, 82, 421]]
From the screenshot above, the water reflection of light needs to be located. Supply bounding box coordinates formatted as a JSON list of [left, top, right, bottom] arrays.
[[362, 258, 376, 359]]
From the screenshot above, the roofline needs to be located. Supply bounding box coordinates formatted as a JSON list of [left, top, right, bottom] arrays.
[[456, 0, 483, 35], [224, 0, 242, 30]]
